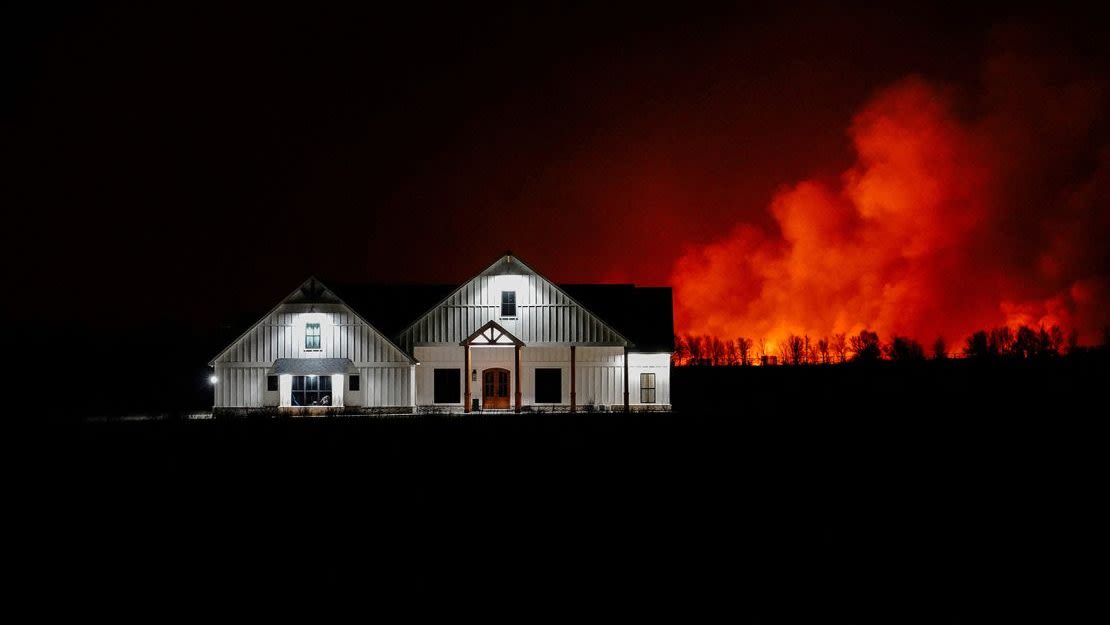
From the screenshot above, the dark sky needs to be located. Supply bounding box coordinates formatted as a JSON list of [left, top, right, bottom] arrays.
[[4, 1, 1106, 331]]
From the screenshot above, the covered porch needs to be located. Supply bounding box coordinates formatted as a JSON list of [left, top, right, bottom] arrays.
[[271, 357, 356, 408], [458, 321, 629, 413]]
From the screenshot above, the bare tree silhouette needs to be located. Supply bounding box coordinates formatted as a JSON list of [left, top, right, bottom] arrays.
[[990, 326, 1014, 356], [737, 337, 753, 366], [673, 334, 690, 366], [787, 334, 806, 365], [709, 336, 726, 366], [932, 336, 947, 360], [850, 330, 881, 362], [964, 330, 992, 360], [725, 339, 739, 366], [887, 336, 925, 362], [832, 333, 848, 363], [1013, 326, 1039, 359], [686, 335, 704, 365], [671, 323, 1090, 366], [817, 337, 830, 364]]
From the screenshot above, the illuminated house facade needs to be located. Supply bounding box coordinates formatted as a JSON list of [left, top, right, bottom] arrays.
[[210, 254, 673, 415]]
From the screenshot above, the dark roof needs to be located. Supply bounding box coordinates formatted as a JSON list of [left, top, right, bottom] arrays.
[[559, 284, 674, 352], [324, 282, 457, 339]]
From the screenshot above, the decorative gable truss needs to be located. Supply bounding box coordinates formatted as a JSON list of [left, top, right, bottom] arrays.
[[462, 320, 525, 346]]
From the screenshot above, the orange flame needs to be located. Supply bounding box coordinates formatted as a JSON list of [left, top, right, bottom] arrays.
[[672, 44, 1110, 347]]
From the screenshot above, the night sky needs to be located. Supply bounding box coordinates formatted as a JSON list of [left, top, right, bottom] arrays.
[[5, 2, 1108, 343]]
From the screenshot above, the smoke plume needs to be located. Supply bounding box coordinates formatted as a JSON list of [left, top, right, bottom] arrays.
[[672, 28, 1110, 348]]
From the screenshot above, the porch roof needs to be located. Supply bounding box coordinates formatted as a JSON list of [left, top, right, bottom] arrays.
[[272, 358, 357, 375]]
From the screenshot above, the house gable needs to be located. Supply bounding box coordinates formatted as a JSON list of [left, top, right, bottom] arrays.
[[210, 277, 415, 366], [396, 254, 631, 352]]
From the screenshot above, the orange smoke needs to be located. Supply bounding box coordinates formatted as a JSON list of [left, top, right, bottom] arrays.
[[672, 37, 1110, 348]]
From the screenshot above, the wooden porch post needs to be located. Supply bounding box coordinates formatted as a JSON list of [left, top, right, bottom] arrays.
[[464, 345, 472, 413], [514, 344, 522, 413], [623, 345, 630, 413], [570, 345, 577, 412]]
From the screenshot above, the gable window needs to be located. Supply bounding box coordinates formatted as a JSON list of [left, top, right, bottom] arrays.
[[535, 368, 561, 403], [349, 375, 360, 392], [500, 291, 516, 317], [267, 375, 279, 392], [305, 323, 321, 350], [433, 368, 460, 404], [292, 375, 331, 406], [640, 373, 656, 403]]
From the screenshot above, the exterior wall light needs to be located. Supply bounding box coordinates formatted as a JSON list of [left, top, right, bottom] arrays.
[[209, 375, 219, 384]]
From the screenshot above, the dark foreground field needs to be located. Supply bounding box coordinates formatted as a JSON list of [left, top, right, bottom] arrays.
[[38, 358, 1107, 620]]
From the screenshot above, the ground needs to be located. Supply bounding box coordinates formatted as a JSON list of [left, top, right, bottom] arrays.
[[36, 357, 1108, 618]]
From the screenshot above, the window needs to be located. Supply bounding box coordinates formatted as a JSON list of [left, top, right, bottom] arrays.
[[292, 375, 331, 406], [267, 375, 279, 392], [640, 372, 656, 403], [535, 368, 561, 403], [500, 291, 516, 317], [305, 323, 321, 350], [433, 368, 460, 404], [349, 375, 360, 392]]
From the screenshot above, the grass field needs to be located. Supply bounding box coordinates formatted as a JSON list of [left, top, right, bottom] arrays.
[[39, 357, 1107, 618]]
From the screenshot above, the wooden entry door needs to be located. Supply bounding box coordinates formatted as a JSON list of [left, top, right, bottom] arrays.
[[482, 368, 511, 409]]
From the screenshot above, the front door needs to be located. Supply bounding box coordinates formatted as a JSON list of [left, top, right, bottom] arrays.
[[482, 368, 510, 409]]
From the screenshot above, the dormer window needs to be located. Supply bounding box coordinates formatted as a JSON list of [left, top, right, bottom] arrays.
[[500, 291, 516, 317], [305, 323, 321, 350]]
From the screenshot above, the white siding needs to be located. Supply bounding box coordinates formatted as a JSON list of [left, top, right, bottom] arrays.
[[213, 366, 267, 408], [413, 345, 670, 408], [574, 347, 625, 407], [399, 264, 627, 350], [627, 352, 671, 406], [214, 302, 413, 408], [216, 303, 410, 366], [353, 365, 413, 407]]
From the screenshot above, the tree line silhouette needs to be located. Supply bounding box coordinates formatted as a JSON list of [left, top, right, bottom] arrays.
[[672, 324, 1106, 366]]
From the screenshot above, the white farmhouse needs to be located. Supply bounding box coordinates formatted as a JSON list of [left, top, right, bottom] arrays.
[[210, 253, 673, 415]]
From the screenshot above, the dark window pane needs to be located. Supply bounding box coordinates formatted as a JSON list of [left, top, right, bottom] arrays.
[[267, 375, 279, 392], [535, 368, 561, 403], [320, 375, 332, 391], [434, 368, 460, 404], [349, 375, 360, 391], [501, 291, 516, 317], [293, 375, 305, 391], [306, 375, 319, 391], [640, 373, 657, 403], [305, 323, 321, 349]]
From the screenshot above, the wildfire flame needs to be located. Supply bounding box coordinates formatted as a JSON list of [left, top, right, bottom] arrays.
[[671, 33, 1109, 348]]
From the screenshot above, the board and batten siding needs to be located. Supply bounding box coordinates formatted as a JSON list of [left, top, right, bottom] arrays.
[[414, 346, 670, 408], [216, 304, 410, 365], [398, 272, 627, 351], [213, 303, 412, 408]]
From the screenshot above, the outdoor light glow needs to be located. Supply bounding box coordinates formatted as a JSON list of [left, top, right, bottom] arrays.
[[209, 374, 219, 384]]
